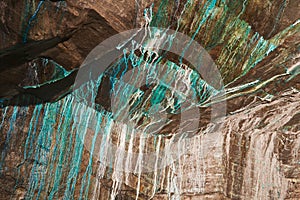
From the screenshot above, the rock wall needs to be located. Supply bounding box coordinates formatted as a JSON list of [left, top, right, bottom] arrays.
[[0, 0, 299, 199]]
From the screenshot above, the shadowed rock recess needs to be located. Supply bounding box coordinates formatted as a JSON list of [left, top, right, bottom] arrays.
[[0, 0, 299, 199]]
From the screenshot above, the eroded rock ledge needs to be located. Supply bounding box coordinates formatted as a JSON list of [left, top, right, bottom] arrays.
[[0, 0, 299, 199]]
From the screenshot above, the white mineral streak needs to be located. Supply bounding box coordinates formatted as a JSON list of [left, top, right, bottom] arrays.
[[125, 128, 135, 185], [150, 135, 162, 199], [111, 124, 127, 199], [245, 130, 288, 199], [67, 89, 300, 199], [92, 119, 113, 200], [135, 130, 146, 200]]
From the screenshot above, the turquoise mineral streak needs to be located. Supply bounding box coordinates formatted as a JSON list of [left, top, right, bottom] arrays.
[[22, 58, 74, 89], [179, 0, 217, 63], [47, 96, 74, 199], [26, 102, 60, 199], [79, 112, 103, 200], [1, 1, 298, 199], [63, 103, 92, 198], [36, 102, 60, 199], [0, 106, 8, 131], [24, 104, 43, 160], [23, 1, 44, 43]]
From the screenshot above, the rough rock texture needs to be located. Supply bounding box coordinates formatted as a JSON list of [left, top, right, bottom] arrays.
[[0, 0, 299, 199]]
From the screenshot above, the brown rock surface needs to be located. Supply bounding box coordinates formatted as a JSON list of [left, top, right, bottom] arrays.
[[0, 0, 299, 199]]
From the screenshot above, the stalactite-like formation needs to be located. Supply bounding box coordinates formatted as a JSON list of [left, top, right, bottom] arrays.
[[0, 0, 299, 199]]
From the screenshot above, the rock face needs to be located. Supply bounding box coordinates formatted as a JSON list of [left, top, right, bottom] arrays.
[[0, 0, 299, 199]]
